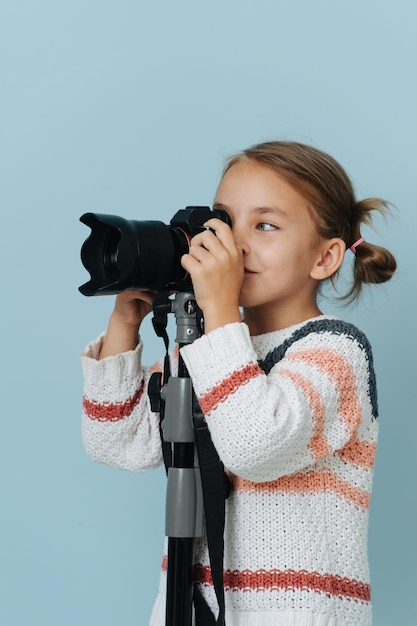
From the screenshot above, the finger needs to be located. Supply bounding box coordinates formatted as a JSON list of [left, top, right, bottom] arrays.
[[138, 291, 156, 306], [189, 228, 222, 253], [202, 217, 236, 248], [203, 217, 231, 231], [119, 290, 155, 306], [192, 218, 235, 248], [185, 242, 214, 265], [203, 217, 232, 234], [181, 252, 201, 273]]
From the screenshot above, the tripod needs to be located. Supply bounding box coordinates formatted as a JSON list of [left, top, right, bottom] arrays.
[[149, 291, 205, 626]]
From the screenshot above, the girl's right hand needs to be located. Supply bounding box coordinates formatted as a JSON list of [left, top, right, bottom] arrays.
[[99, 290, 155, 359]]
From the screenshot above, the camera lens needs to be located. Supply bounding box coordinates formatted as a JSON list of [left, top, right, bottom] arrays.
[[79, 207, 229, 296], [102, 228, 121, 284], [79, 213, 190, 295]]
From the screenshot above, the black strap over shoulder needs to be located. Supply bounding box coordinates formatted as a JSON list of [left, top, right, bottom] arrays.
[[192, 392, 231, 625], [258, 317, 378, 418], [257, 318, 331, 374]]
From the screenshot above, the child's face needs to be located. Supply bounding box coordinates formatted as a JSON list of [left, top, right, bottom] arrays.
[[213, 161, 324, 327]]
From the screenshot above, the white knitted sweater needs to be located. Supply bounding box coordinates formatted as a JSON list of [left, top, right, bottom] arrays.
[[81, 316, 377, 625]]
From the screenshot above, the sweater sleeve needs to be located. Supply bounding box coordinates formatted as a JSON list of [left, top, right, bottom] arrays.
[[180, 321, 375, 482], [81, 334, 164, 472]]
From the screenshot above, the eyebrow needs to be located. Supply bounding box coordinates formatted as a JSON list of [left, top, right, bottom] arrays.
[[213, 202, 290, 219], [252, 206, 289, 218]]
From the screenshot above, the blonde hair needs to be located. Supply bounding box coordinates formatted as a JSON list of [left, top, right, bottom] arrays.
[[223, 141, 397, 303]]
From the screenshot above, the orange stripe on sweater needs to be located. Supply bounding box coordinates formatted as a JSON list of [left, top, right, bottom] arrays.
[[286, 349, 362, 435], [198, 362, 263, 415], [279, 369, 332, 461], [193, 565, 371, 602], [337, 437, 376, 469], [83, 381, 145, 422], [231, 468, 370, 510]]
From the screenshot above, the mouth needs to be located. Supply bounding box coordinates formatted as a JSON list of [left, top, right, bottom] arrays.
[[244, 268, 257, 275]]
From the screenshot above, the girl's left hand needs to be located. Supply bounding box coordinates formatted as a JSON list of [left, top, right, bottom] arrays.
[[180, 218, 243, 332]]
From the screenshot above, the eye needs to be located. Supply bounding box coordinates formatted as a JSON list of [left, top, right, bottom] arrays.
[[256, 222, 277, 231]]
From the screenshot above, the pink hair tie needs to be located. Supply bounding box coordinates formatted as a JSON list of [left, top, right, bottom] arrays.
[[349, 237, 365, 254]]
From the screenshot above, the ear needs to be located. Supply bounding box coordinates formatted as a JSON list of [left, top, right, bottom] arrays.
[[310, 238, 346, 280]]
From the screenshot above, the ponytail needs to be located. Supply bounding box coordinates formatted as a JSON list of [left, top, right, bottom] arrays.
[[343, 198, 397, 304]]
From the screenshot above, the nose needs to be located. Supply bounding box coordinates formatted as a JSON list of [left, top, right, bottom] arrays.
[[232, 223, 250, 255]]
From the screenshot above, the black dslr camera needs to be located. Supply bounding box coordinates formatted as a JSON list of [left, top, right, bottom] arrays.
[[79, 206, 230, 296]]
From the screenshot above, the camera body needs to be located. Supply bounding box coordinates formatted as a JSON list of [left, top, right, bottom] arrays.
[[79, 206, 230, 296]]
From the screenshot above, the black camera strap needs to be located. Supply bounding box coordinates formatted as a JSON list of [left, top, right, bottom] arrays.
[[192, 391, 231, 626], [152, 291, 173, 469]]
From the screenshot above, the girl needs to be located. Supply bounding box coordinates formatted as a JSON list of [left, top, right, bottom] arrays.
[[81, 141, 396, 625]]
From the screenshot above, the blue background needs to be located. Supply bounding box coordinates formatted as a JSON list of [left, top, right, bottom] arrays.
[[1, 1, 415, 624]]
